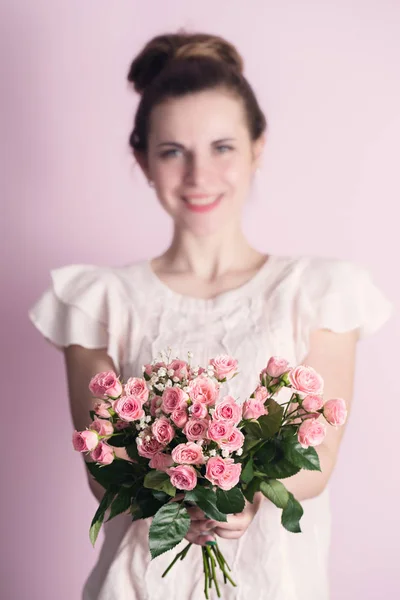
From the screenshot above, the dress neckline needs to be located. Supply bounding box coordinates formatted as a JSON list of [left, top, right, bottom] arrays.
[[142, 254, 278, 310]]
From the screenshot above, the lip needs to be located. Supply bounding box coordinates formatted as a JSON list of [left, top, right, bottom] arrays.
[[183, 194, 216, 200], [182, 194, 223, 213]]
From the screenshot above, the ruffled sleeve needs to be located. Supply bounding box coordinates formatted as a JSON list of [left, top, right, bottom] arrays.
[[28, 264, 130, 374], [294, 257, 394, 362]]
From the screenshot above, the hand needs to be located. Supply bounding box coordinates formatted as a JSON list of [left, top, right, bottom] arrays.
[[209, 492, 264, 540], [171, 492, 264, 546]]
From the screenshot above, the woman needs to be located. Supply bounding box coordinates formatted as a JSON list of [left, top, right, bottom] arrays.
[[28, 32, 393, 600]]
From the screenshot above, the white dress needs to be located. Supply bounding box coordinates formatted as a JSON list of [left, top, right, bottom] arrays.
[[28, 254, 393, 600]]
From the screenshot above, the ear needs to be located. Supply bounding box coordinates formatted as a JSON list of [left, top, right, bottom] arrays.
[[251, 133, 266, 173], [133, 149, 151, 182]]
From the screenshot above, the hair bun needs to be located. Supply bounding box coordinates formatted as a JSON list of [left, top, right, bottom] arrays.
[[127, 31, 244, 95]]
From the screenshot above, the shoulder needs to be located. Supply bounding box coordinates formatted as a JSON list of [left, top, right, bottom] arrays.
[[289, 254, 394, 340], [49, 260, 151, 307]]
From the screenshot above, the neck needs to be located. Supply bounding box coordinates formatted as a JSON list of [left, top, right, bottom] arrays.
[[158, 222, 265, 281]]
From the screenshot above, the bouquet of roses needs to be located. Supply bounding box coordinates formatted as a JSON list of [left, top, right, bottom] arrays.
[[72, 349, 347, 599]]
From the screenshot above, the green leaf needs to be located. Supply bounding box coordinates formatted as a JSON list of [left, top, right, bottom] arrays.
[[281, 492, 303, 533], [258, 398, 284, 438], [259, 479, 289, 509], [216, 487, 246, 514], [243, 420, 263, 438], [242, 477, 260, 503], [134, 488, 165, 519], [255, 441, 276, 466], [152, 489, 171, 503], [89, 410, 96, 421], [241, 436, 262, 457], [107, 432, 135, 448], [282, 438, 321, 471], [144, 470, 176, 497], [86, 459, 142, 488], [240, 458, 254, 484], [149, 502, 190, 559], [89, 487, 116, 546], [256, 457, 301, 479], [185, 487, 228, 522], [106, 488, 133, 521]]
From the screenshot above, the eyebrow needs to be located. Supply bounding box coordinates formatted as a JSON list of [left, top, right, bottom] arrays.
[[156, 138, 236, 148]]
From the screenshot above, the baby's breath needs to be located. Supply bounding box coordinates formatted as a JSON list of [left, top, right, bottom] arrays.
[[221, 449, 230, 458], [236, 448, 243, 456]]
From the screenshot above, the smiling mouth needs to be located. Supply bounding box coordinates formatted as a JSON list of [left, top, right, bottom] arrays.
[[182, 195, 221, 206]]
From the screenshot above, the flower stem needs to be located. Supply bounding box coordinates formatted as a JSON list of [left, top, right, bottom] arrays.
[[202, 548, 210, 599], [206, 546, 221, 597], [161, 542, 192, 578]]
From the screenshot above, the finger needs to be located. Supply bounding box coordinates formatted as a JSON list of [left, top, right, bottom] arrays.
[[185, 530, 216, 546], [214, 527, 244, 539], [186, 506, 207, 520], [210, 514, 249, 530], [187, 520, 215, 536]]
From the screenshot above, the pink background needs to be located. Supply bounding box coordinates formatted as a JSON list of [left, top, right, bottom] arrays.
[[1, 1, 399, 598]]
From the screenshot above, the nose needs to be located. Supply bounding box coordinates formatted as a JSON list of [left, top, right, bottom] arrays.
[[183, 153, 213, 188]]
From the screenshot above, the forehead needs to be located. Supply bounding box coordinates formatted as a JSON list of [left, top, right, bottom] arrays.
[[149, 89, 248, 143]]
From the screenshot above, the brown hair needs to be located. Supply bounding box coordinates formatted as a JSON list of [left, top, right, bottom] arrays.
[[127, 31, 267, 153]]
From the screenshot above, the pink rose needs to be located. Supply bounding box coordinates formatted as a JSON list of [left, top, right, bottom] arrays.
[[72, 430, 99, 452], [89, 418, 114, 437], [144, 363, 153, 377], [217, 460, 242, 491], [89, 371, 122, 400], [190, 401, 209, 420], [167, 359, 189, 381], [207, 420, 234, 443], [113, 395, 144, 421], [149, 452, 174, 471], [323, 398, 347, 427], [188, 376, 219, 406], [124, 377, 149, 404], [205, 456, 242, 490], [90, 441, 114, 465], [213, 396, 242, 425], [171, 406, 189, 428], [137, 435, 164, 458], [168, 465, 198, 491], [219, 428, 245, 452], [93, 401, 112, 418], [151, 417, 175, 444], [298, 418, 327, 449], [265, 357, 291, 378], [254, 386, 269, 403], [209, 355, 238, 381], [205, 456, 228, 485], [302, 394, 324, 412], [288, 365, 324, 396], [242, 398, 268, 420], [183, 418, 209, 441], [150, 396, 161, 417], [172, 442, 205, 465], [161, 387, 188, 414]]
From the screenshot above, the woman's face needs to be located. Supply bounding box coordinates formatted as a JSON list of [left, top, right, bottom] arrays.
[[139, 89, 265, 236]]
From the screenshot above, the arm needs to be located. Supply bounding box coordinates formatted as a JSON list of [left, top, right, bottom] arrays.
[[212, 327, 360, 540], [63, 344, 127, 503], [275, 326, 359, 501]]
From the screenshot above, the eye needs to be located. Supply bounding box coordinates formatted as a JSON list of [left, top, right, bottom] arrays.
[[159, 148, 182, 159], [215, 145, 234, 153]]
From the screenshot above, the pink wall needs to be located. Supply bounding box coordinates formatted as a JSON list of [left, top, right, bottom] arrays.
[[2, 1, 399, 598]]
